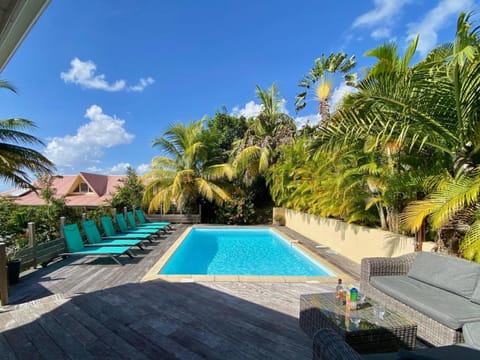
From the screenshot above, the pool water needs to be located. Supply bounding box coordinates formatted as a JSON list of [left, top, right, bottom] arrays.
[[160, 227, 335, 276]]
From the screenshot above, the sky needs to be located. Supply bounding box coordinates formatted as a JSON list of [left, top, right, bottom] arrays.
[[1, 0, 479, 191]]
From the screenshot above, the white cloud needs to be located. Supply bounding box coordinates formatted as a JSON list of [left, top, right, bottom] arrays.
[[407, 0, 474, 55], [371, 27, 391, 40], [278, 98, 289, 115], [331, 83, 356, 111], [61, 58, 155, 93], [44, 105, 134, 168], [136, 163, 150, 174], [60, 58, 126, 91], [354, 0, 411, 28], [231, 101, 263, 118], [86, 166, 103, 173], [128, 77, 155, 92], [353, 0, 411, 41], [294, 114, 321, 128], [108, 162, 131, 174], [86, 162, 150, 175], [231, 98, 289, 118]]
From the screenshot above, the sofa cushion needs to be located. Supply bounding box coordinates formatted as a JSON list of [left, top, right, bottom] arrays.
[[407, 252, 480, 299], [471, 280, 480, 305], [463, 322, 480, 349], [370, 275, 480, 329]]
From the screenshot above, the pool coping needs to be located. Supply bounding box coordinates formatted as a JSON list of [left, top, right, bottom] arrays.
[[142, 225, 354, 283]]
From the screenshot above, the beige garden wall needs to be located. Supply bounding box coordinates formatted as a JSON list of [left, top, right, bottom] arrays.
[[284, 209, 432, 264]]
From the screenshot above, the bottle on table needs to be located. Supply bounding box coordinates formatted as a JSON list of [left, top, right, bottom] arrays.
[[350, 287, 358, 311], [335, 279, 344, 304], [345, 285, 352, 310]]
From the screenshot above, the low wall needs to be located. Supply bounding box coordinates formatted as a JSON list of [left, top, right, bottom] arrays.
[[284, 209, 426, 264], [146, 214, 200, 224]]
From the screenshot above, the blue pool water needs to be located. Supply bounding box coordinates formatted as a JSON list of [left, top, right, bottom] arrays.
[[160, 228, 335, 276]]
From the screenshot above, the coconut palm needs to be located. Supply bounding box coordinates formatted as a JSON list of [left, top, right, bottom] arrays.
[[309, 13, 480, 260], [143, 120, 232, 213], [0, 80, 54, 187], [232, 84, 296, 183]]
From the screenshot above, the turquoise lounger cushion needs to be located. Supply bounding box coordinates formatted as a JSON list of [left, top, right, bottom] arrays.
[[126, 211, 165, 230], [135, 210, 171, 226], [115, 214, 158, 234], [71, 246, 129, 255], [370, 275, 480, 329], [100, 216, 153, 239], [135, 210, 148, 223], [82, 220, 141, 247], [63, 224, 86, 252], [407, 252, 480, 299]]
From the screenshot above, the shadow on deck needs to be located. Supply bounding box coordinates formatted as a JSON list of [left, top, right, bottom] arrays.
[[1, 281, 313, 359], [0, 225, 346, 359]]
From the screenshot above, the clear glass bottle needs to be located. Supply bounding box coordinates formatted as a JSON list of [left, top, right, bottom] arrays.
[[335, 278, 344, 304]]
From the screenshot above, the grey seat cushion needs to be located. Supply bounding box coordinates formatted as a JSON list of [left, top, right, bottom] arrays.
[[370, 275, 480, 329], [463, 322, 480, 349], [407, 252, 480, 299], [471, 281, 480, 305]]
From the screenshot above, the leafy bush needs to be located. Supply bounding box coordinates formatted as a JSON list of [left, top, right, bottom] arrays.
[[214, 195, 256, 225]]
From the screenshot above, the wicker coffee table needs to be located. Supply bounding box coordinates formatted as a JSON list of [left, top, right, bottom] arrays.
[[300, 292, 417, 354]]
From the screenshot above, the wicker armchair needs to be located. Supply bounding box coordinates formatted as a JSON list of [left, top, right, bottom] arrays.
[[360, 253, 464, 346], [313, 328, 480, 360]]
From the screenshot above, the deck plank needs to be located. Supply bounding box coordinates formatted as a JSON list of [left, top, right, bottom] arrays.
[[1, 225, 346, 359]]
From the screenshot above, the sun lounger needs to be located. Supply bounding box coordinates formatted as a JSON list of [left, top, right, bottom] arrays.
[[126, 211, 166, 233], [82, 220, 144, 250], [100, 216, 155, 243], [114, 214, 160, 236], [135, 209, 172, 229], [61, 223, 133, 265]]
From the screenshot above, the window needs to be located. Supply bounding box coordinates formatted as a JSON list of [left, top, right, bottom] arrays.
[[75, 182, 92, 193]]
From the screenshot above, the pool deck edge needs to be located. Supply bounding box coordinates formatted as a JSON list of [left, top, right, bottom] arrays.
[[142, 225, 354, 284]]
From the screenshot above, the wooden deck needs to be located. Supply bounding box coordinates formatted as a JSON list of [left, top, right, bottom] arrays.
[[0, 225, 358, 359]]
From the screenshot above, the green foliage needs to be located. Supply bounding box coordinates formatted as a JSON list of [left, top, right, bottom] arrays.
[[143, 120, 232, 213], [232, 84, 296, 183], [201, 109, 248, 164], [213, 195, 256, 225], [295, 52, 357, 115], [267, 12, 480, 262], [0, 81, 54, 188], [109, 167, 145, 211], [0, 196, 78, 251]]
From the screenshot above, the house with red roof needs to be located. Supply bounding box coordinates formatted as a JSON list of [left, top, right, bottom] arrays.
[[1, 172, 126, 208]]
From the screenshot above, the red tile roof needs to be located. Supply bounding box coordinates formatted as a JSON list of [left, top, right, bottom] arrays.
[[0, 173, 126, 207]]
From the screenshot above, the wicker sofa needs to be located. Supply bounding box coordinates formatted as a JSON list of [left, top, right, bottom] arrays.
[[312, 327, 480, 360], [360, 252, 480, 346]]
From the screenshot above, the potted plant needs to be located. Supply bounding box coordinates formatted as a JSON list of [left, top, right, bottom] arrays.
[[6, 240, 21, 285], [273, 214, 285, 226]]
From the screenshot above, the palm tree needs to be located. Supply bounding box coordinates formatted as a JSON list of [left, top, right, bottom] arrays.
[[0, 80, 54, 187], [295, 52, 356, 123], [232, 84, 296, 183], [308, 13, 480, 260], [142, 120, 232, 213]]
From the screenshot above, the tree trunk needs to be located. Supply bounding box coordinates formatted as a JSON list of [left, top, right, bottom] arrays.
[[376, 202, 387, 230]]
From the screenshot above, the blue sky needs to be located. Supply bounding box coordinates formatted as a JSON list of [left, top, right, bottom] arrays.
[[1, 0, 478, 190]]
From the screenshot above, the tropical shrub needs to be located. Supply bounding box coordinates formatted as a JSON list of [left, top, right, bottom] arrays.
[[213, 195, 256, 225]]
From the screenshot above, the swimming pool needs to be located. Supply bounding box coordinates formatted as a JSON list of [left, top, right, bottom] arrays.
[[159, 227, 335, 276]]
